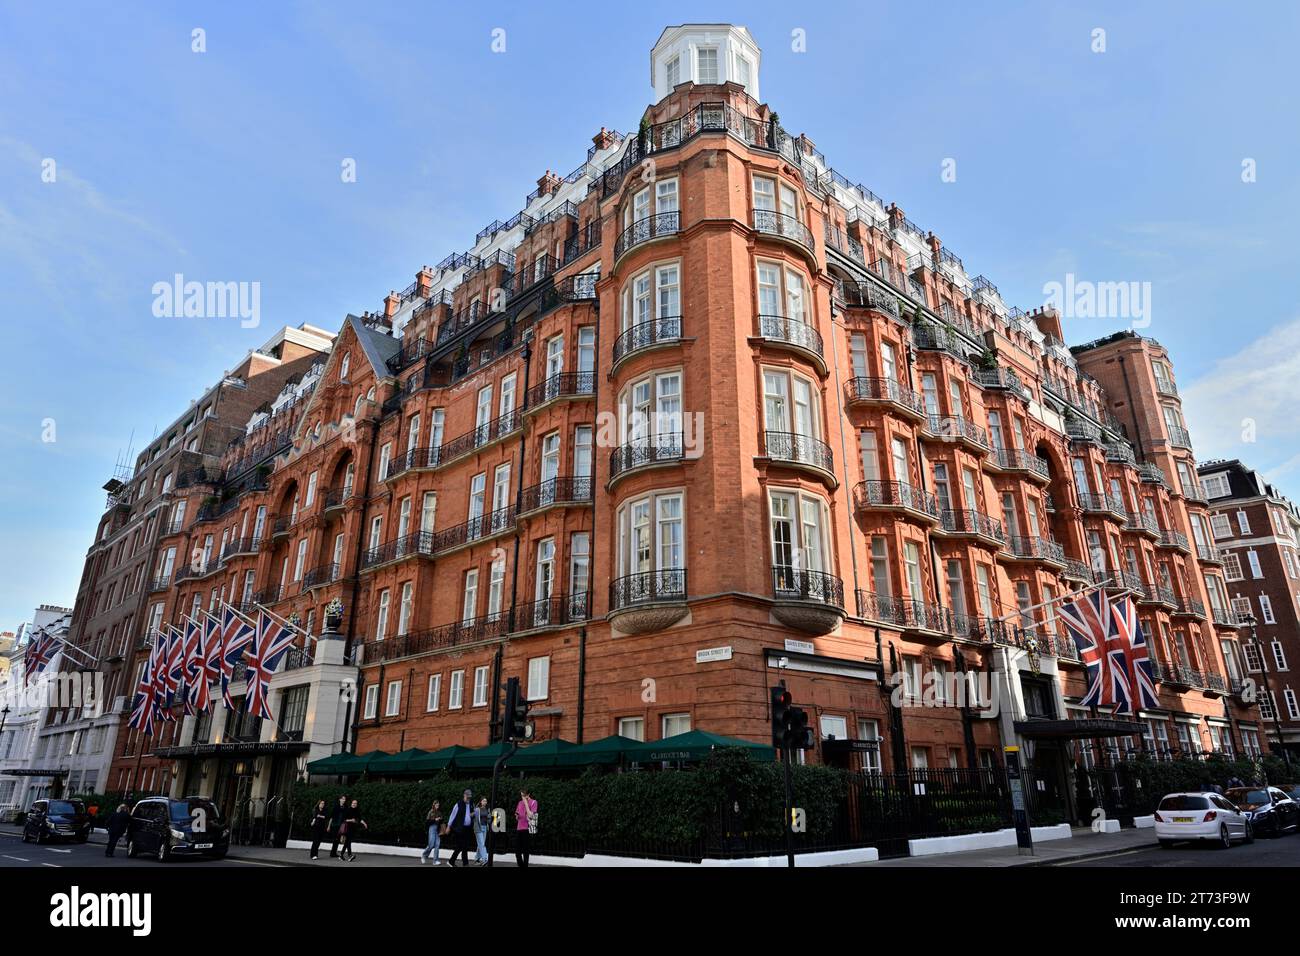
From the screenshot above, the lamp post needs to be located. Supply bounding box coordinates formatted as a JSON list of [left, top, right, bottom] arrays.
[[1244, 614, 1291, 769]]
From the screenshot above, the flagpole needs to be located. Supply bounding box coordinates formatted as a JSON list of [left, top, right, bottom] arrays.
[[991, 576, 1114, 631], [252, 603, 314, 643]]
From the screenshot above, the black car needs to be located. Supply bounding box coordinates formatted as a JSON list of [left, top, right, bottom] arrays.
[[1225, 786, 1300, 837], [126, 797, 229, 861], [21, 799, 92, 844]]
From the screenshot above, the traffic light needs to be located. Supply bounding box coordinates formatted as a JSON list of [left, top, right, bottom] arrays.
[[502, 676, 532, 742], [770, 683, 814, 752], [770, 685, 792, 749], [789, 705, 814, 751]]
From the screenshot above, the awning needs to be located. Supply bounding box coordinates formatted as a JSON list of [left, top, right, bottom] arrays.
[[1, 768, 69, 777], [153, 741, 309, 759], [305, 750, 391, 774], [565, 734, 643, 766], [509, 739, 578, 769], [365, 745, 473, 775], [452, 742, 517, 771], [1014, 718, 1147, 739], [630, 730, 776, 763]]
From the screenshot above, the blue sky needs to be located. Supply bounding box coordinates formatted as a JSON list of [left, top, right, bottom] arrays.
[[2, 1, 1298, 630]]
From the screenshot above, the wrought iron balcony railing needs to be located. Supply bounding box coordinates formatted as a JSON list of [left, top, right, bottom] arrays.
[[614, 212, 680, 259], [609, 568, 687, 610], [611, 315, 682, 366], [1078, 492, 1126, 516], [1172, 596, 1206, 618], [756, 314, 823, 358], [434, 411, 521, 467], [430, 506, 516, 553], [751, 208, 814, 252], [1006, 535, 1066, 564], [1197, 544, 1222, 564], [991, 447, 1050, 478], [854, 480, 940, 519], [363, 613, 512, 665], [763, 430, 834, 473], [360, 530, 436, 570], [303, 563, 341, 589], [518, 476, 594, 514], [925, 415, 989, 448], [609, 432, 685, 481], [844, 376, 926, 416], [1125, 511, 1161, 536], [515, 591, 591, 631], [220, 537, 260, 561], [1140, 584, 1178, 607], [1168, 423, 1193, 449], [1105, 442, 1137, 465], [939, 508, 1005, 541], [148, 575, 171, 593], [1138, 463, 1168, 486], [772, 567, 845, 608], [323, 486, 356, 510], [525, 371, 595, 408], [1156, 529, 1189, 551]]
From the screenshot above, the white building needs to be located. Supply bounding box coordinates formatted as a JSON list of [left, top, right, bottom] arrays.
[[0, 605, 73, 815]]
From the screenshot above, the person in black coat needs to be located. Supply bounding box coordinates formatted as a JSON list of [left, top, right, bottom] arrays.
[[308, 800, 329, 860], [327, 795, 348, 858], [446, 789, 475, 867], [104, 804, 132, 858]]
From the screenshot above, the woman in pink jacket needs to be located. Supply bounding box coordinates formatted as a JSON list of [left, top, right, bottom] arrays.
[[514, 787, 538, 867]]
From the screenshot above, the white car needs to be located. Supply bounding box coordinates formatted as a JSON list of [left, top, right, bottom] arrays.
[[1154, 792, 1253, 848]]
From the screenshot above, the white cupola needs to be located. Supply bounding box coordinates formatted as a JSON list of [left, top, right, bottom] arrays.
[[649, 24, 761, 105]]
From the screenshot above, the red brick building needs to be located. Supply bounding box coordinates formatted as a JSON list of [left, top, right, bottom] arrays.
[[50, 323, 335, 797], [67, 24, 1258, 819], [1197, 458, 1300, 757]]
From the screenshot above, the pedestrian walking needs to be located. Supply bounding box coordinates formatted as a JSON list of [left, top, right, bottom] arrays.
[[340, 799, 367, 862], [421, 800, 445, 865], [514, 787, 538, 868], [309, 800, 329, 860], [473, 796, 490, 865], [327, 794, 348, 858], [446, 789, 475, 867], [104, 804, 131, 858]]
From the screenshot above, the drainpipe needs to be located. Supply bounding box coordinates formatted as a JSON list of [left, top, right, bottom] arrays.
[[577, 626, 587, 744], [507, 332, 534, 634], [575, 293, 599, 746]]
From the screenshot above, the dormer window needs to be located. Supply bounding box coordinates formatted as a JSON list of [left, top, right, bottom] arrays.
[[696, 47, 719, 84], [665, 54, 680, 88], [734, 54, 751, 89]]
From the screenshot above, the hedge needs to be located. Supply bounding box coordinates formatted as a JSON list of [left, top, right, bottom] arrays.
[[291, 749, 849, 855]]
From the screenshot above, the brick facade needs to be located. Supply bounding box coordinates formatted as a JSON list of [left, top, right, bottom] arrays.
[[51, 25, 1260, 808]]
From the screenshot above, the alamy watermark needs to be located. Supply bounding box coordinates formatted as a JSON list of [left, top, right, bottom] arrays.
[[152, 274, 260, 328], [1042, 272, 1151, 329]]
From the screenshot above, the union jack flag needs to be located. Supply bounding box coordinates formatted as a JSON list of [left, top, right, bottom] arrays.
[[23, 629, 60, 686], [1111, 594, 1159, 711], [159, 623, 186, 719], [128, 635, 164, 734], [244, 610, 296, 721], [181, 616, 203, 716], [218, 605, 256, 709], [1059, 588, 1133, 714]]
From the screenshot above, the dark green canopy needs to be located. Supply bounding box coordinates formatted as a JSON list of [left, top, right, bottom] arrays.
[[509, 739, 578, 769], [629, 730, 775, 763], [452, 741, 518, 771], [366, 749, 427, 774], [564, 734, 643, 766], [305, 750, 391, 775], [410, 744, 473, 772]]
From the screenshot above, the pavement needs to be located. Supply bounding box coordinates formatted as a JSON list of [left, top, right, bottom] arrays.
[[0, 825, 513, 868], [866, 825, 1161, 867]]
